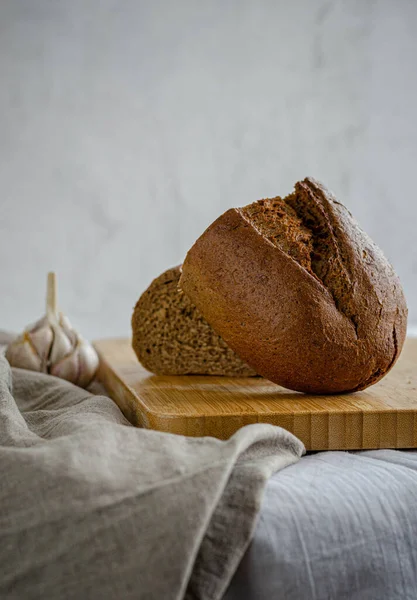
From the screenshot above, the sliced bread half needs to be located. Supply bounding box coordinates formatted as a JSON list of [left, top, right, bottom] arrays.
[[131, 266, 256, 376]]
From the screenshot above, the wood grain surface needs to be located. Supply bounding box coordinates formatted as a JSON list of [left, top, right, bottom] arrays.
[[94, 338, 417, 450]]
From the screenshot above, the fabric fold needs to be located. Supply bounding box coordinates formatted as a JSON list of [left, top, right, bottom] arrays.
[[0, 352, 304, 600]]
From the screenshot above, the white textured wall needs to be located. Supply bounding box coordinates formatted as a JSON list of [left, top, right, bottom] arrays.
[[1, 0, 416, 339]]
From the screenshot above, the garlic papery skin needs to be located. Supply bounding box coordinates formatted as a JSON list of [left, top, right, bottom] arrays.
[[5, 273, 99, 388], [50, 330, 99, 388], [6, 316, 53, 373], [5, 331, 44, 372]]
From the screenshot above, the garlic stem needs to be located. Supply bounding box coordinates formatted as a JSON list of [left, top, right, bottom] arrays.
[[46, 272, 58, 323]]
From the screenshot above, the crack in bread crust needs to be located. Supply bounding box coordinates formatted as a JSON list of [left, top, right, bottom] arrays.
[[240, 179, 359, 337], [239, 198, 313, 271], [287, 181, 360, 333]]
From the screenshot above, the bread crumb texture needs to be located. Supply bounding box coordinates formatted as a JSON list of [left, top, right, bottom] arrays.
[[131, 266, 256, 376]]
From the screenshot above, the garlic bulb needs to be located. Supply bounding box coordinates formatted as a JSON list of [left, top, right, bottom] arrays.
[[6, 272, 99, 388]]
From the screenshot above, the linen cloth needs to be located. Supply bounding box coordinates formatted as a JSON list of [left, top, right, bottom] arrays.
[[0, 345, 303, 600]]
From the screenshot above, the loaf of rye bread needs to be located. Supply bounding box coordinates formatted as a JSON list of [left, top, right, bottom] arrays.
[[180, 178, 408, 394], [131, 266, 255, 376]]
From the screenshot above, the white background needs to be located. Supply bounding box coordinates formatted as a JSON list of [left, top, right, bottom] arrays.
[[1, 0, 416, 339]]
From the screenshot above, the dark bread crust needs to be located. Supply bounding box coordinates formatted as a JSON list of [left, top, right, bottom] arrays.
[[131, 266, 256, 376], [180, 178, 408, 394]]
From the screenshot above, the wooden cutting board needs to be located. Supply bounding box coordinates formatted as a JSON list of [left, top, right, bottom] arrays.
[[94, 338, 417, 451]]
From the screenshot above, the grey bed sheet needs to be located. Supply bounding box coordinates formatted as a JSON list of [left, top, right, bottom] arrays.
[[226, 449, 417, 600]]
